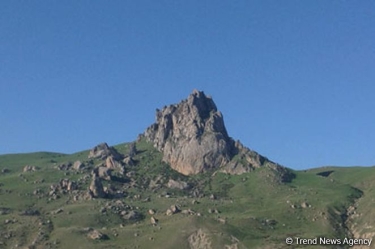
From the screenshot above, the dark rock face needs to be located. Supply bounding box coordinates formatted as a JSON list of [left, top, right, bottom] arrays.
[[142, 89, 292, 179]]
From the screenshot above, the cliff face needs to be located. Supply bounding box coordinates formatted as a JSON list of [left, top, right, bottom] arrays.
[[143, 89, 290, 178]]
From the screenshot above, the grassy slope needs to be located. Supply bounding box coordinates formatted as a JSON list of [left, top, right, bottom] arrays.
[[0, 143, 373, 249], [309, 166, 375, 243]]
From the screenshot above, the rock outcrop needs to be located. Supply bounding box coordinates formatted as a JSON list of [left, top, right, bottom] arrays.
[[93, 166, 112, 181], [89, 174, 106, 198], [23, 165, 39, 172], [142, 89, 292, 179], [106, 156, 122, 169], [73, 161, 84, 170], [87, 229, 107, 240], [88, 143, 122, 160], [167, 179, 190, 190], [143, 90, 233, 175], [188, 229, 212, 249]]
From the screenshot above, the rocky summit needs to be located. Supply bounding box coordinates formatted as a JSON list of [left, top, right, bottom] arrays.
[[142, 89, 290, 179]]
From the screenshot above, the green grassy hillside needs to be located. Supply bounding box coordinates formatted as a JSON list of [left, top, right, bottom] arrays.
[[0, 141, 374, 249]]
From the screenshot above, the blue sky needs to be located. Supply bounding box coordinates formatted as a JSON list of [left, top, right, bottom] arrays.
[[1, 1, 374, 169]]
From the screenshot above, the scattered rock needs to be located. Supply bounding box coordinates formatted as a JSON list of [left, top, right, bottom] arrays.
[[59, 179, 77, 192], [122, 210, 142, 221], [52, 208, 63, 215], [88, 143, 122, 160], [166, 205, 180, 216], [23, 165, 39, 172], [188, 229, 212, 249], [148, 209, 155, 215], [208, 208, 219, 214], [150, 216, 158, 225], [217, 218, 226, 224], [301, 202, 310, 208], [20, 209, 40, 216], [87, 229, 107, 240], [181, 209, 196, 215], [56, 163, 72, 171], [73, 161, 84, 170], [167, 179, 190, 190], [166, 209, 173, 216], [170, 205, 180, 213]]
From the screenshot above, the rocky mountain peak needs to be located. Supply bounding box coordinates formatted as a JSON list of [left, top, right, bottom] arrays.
[[142, 90, 292, 179], [143, 90, 233, 175]]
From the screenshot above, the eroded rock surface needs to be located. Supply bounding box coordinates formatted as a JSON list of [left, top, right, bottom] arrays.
[[188, 229, 212, 249], [88, 143, 122, 160], [143, 90, 233, 175], [89, 174, 106, 198], [142, 89, 292, 179]]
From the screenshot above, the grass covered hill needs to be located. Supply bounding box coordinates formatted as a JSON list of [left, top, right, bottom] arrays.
[[0, 139, 374, 249]]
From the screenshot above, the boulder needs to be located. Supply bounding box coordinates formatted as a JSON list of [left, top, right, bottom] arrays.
[[88, 143, 122, 160], [23, 165, 38, 172], [56, 163, 72, 171], [166, 205, 180, 216], [148, 209, 155, 215], [87, 229, 107, 240], [301, 202, 310, 208], [73, 161, 84, 170], [150, 216, 158, 225], [106, 156, 122, 169], [93, 166, 112, 180], [60, 179, 77, 191], [122, 210, 142, 221], [89, 175, 106, 198], [167, 179, 190, 190]]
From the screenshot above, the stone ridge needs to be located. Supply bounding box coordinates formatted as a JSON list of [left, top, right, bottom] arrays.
[[142, 89, 290, 178]]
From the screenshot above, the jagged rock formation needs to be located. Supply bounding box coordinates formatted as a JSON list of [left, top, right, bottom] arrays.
[[89, 174, 106, 198], [142, 89, 292, 179], [143, 90, 233, 175], [105, 156, 122, 169], [88, 143, 122, 160]]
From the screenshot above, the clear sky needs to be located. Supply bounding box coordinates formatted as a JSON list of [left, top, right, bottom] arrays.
[[1, 1, 374, 169]]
